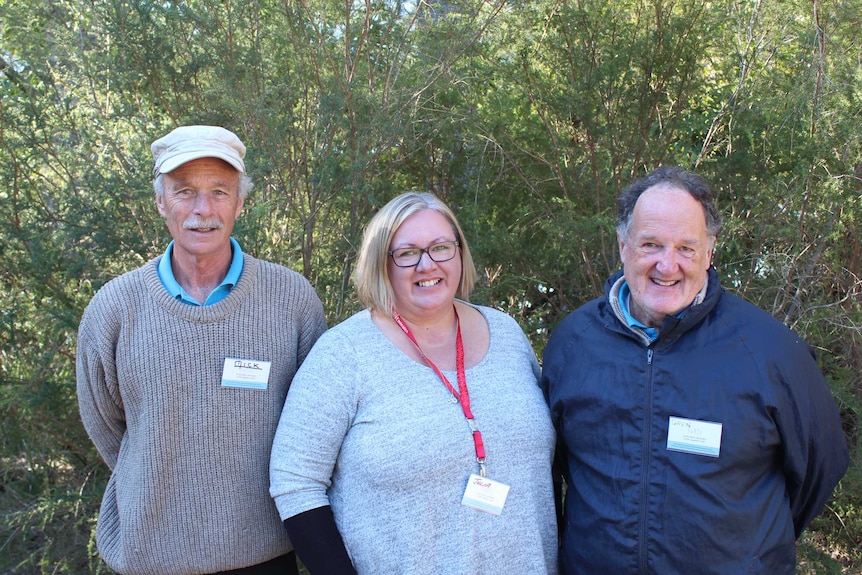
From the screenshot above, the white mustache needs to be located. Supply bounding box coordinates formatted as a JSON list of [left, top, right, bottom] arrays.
[[183, 218, 224, 230]]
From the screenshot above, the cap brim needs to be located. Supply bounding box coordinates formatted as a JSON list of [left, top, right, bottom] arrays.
[[155, 151, 244, 175]]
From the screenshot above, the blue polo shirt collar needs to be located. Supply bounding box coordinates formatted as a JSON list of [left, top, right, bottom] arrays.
[[157, 237, 244, 306]]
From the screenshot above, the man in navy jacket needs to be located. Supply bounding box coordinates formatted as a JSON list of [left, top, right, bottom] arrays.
[[542, 166, 848, 574]]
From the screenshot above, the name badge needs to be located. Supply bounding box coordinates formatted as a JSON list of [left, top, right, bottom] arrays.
[[667, 416, 722, 457], [221, 358, 272, 390], [461, 473, 510, 515]]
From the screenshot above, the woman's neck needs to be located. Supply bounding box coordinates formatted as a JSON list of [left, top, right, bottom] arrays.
[[392, 305, 457, 343]]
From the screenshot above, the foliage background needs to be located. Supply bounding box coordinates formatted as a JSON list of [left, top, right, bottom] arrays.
[[1, 0, 860, 572]]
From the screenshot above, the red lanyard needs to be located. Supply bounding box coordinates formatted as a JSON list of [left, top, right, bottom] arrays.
[[392, 307, 487, 476]]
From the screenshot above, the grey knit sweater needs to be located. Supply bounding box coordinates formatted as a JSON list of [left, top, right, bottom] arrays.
[[270, 306, 558, 574], [77, 255, 326, 575]]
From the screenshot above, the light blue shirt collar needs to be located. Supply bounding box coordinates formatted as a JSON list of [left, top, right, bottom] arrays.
[[618, 282, 660, 342], [157, 237, 244, 306]]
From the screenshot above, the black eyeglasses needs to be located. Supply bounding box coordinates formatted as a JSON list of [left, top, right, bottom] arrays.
[[388, 240, 460, 268]]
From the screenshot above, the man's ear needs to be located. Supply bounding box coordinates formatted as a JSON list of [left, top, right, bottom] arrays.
[[155, 194, 167, 218], [706, 238, 717, 268], [617, 232, 627, 262]]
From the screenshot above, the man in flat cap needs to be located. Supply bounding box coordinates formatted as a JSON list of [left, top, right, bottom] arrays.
[[77, 126, 327, 575]]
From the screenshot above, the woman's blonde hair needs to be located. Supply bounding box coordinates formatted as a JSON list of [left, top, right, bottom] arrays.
[[354, 191, 477, 312]]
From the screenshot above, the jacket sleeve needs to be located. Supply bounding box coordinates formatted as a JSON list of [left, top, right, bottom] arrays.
[[76, 304, 126, 470], [540, 322, 570, 543], [774, 341, 849, 538]]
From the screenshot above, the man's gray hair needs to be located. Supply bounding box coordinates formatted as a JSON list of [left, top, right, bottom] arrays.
[[616, 166, 722, 239]]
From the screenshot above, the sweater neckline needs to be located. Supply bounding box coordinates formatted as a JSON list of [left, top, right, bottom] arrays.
[[143, 255, 260, 322]]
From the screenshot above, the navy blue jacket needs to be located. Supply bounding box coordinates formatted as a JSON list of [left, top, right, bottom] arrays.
[[542, 268, 848, 575]]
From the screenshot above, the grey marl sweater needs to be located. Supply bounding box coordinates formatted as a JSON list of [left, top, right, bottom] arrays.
[[77, 255, 326, 575]]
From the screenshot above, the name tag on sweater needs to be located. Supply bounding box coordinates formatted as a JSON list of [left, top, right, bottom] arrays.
[[221, 358, 271, 390], [461, 473, 510, 515], [667, 416, 722, 457]]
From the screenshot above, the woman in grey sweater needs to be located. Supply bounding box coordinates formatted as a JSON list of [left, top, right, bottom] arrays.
[[270, 192, 558, 575]]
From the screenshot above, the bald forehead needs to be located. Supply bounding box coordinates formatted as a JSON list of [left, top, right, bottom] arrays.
[[636, 185, 706, 222]]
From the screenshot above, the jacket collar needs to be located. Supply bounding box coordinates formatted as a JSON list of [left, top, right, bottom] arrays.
[[603, 267, 722, 345]]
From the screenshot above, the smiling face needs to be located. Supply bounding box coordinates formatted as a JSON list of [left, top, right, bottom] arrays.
[[156, 157, 244, 265], [618, 184, 715, 328], [387, 209, 462, 320]]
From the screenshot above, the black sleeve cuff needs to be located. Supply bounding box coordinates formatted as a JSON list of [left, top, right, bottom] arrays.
[[283, 506, 357, 575]]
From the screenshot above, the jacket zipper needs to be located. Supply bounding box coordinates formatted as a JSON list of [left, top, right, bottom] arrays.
[[639, 347, 654, 573]]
